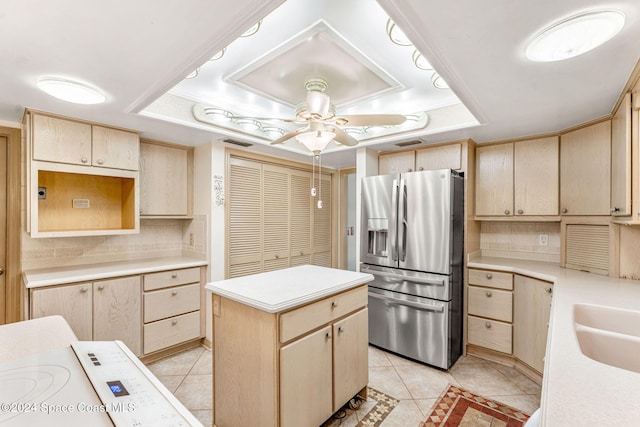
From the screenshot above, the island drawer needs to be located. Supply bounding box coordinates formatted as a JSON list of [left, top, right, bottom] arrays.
[[279, 285, 367, 343], [467, 315, 512, 354], [143, 267, 200, 291], [143, 310, 200, 354], [467, 286, 512, 322], [468, 269, 513, 290], [144, 283, 200, 323]]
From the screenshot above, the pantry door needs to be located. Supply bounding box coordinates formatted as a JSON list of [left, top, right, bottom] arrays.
[[0, 136, 7, 324]]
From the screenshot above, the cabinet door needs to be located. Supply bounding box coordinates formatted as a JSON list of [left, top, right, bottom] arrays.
[[31, 283, 93, 340], [139, 142, 188, 215], [290, 169, 312, 266], [92, 126, 140, 170], [475, 143, 514, 216], [263, 164, 290, 271], [611, 93, 632, 216], [280, 326, 332, 427], [93, 276, 142, 356], [333, 309, 368, 410], [379, 151, 415, 174], [560, 121, 611, 215], [415, 143, 461, 171], [514, 275, 553, 373], [32, 114, 92, 166], [514, 137, 559, 216]]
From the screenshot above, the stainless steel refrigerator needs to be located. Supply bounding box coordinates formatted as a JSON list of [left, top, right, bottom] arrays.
[[360, 169, 463, 369]]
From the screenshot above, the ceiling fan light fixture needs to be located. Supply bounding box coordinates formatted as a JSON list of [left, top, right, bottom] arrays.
[[412, 50, 433, 70], [262, 126, 285, 137], [296, 129, 335, 153], [240, 20, 262, 38], [431, 73, 449, 89], [37, 77, 106, 104], [525, 9, 625, 62], [234, 118, 262, 131], [386, 19, 412, 46], [209, 48, 225, 61], [204, 108, 232, 122]]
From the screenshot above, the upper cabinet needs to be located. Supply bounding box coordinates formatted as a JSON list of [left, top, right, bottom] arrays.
[[415, 143, 462, 171], [139, 140, 192, 217], [24, 110, 140, 237], [560, 121, 611, 216], [378, 151, 415, 174], [475, 137, 558, 218], [31, 112, 139, 170], [611, 93, 632, 216]]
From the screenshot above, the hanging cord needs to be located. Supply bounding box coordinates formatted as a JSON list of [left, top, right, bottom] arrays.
[[318, 152, 322, 208]]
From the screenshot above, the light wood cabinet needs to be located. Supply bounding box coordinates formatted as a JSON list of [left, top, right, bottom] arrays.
[[263, 164, 290, 272], [415, 143, 462, 171], [31, 277, 142, 355], [467, 268, 513, 354], [611, 93, 632, 216], [475, 137, 558, 218], [212, 285, 368, 427], [560, 121, 611, 215], [514, 275, 553, 374], [92, 126, 140, 170], [139, 141, 191, 216], [378, 150, 415, 174]]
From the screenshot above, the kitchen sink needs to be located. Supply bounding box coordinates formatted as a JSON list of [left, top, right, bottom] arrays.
[[574, 303, 640, 374]]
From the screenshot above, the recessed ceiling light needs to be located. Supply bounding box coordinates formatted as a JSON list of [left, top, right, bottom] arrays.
[[526, 10, 625, 62], [37, 77, 106, 104]]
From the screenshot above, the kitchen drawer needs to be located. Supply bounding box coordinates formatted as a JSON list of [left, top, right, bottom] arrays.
[[468, 315, 512, 354], [468, 269, 513, 290], [143, 267, 201, 291], [280, 285, 367, 343], [144, 283, 200, 323], [143, 311, 201, 354], [468, 286, 513, 322]]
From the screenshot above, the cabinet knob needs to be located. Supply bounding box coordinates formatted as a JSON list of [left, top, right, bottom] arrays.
[[611, 207, 620, 213], [504, 209, 510, 215], [418, 167, 424, 171], [171, 273, 178, 279], [545, 286, 553, 294], [338, 326, 344, 334], [331, 301, 338, 309], [407, 168, 413, 172], [325, 332, 332, 340], [81, 157, 88, 164], [562, 208, 568, 214], [0, 268, 4, 276], [97, 285, 104, 291], [517, 209, 524, 215], [172, 290, 178, 296], [172, 320, 178, 326], [485, 291, 492, 298], [80, 287, 89, 293], [485, 322, 492, 329], [486, 273, 493, 280], [96, 159, 104, 165]]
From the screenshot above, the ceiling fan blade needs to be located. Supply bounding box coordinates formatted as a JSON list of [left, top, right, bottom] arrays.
[[329, 126, 359, 147], [306, 91, 331, 118], [335, 114, 407, 127], [270, 128, 304, 145]]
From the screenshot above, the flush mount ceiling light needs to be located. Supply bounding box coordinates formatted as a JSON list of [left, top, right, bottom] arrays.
[[526, 10, 625, 62], [37, 77, 106, 104]]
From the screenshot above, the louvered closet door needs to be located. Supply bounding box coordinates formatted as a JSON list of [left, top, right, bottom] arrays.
[[290, 169, 312, 267], [312, 174, 332, 267], [228, 158, 262, 278], [263, 164, 290, 272]]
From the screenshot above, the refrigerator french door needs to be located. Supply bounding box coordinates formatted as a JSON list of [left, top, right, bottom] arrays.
[[360, 169, 463, 369]]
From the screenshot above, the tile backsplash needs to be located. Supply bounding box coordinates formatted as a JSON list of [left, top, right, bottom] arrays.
[[480, 222, 561, 262], [21, 215, 207, 271]]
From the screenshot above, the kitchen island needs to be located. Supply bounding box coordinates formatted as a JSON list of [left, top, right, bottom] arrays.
[[205, 265, 373, 427]]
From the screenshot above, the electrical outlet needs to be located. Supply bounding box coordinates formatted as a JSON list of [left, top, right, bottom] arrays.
[[539, 234, 549, 246]]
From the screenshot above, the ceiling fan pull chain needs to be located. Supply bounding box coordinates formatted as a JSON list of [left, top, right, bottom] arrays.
[[311, 154, 317, 197]]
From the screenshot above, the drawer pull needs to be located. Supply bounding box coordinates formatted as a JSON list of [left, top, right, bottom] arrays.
[[80, 287, 89, 293], [485, 322, 492, 329], [331, 301, 338, 309], [485, 291, 492, 298], [171, 273, 178, 279], [172, 320, 178, 326], [172, 290, 178, 296], [486, 273, 493, 280]]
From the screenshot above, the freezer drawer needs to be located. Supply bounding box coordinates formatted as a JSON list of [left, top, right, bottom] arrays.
[[361, 264, 450, 301], [368, 287, 457, 369]]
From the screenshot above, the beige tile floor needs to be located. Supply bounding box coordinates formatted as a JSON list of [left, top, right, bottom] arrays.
[[145, 345, 541, 427]]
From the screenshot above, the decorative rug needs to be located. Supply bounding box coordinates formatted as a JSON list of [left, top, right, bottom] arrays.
[[322, 387, 399, 427], [421, 384, 530, 427]]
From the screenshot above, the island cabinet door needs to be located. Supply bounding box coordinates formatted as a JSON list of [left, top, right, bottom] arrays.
[[333, 308, 368, 410], [280, 325, 333, 427]]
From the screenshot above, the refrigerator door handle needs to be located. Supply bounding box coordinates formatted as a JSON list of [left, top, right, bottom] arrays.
[[398, 179, 407, 262], [390, 179, 399, 261], [361, 267, 446, 286], [368, 292, 445, 313]]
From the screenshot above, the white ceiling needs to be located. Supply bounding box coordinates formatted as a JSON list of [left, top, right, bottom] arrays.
[[1, 0, 639, 169]]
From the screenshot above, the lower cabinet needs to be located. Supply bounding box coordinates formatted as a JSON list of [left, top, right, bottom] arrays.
[[31, 276, 142, 355], [514, 276, 553, 373]]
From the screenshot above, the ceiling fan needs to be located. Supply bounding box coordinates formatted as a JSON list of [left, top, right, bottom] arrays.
[[233, 77, 407, 152]]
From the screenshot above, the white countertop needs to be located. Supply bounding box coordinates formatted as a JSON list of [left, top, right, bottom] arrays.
[[23, 256, 208, 288], [468, 257, 640, 427], [205, 265, 374, 313]]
